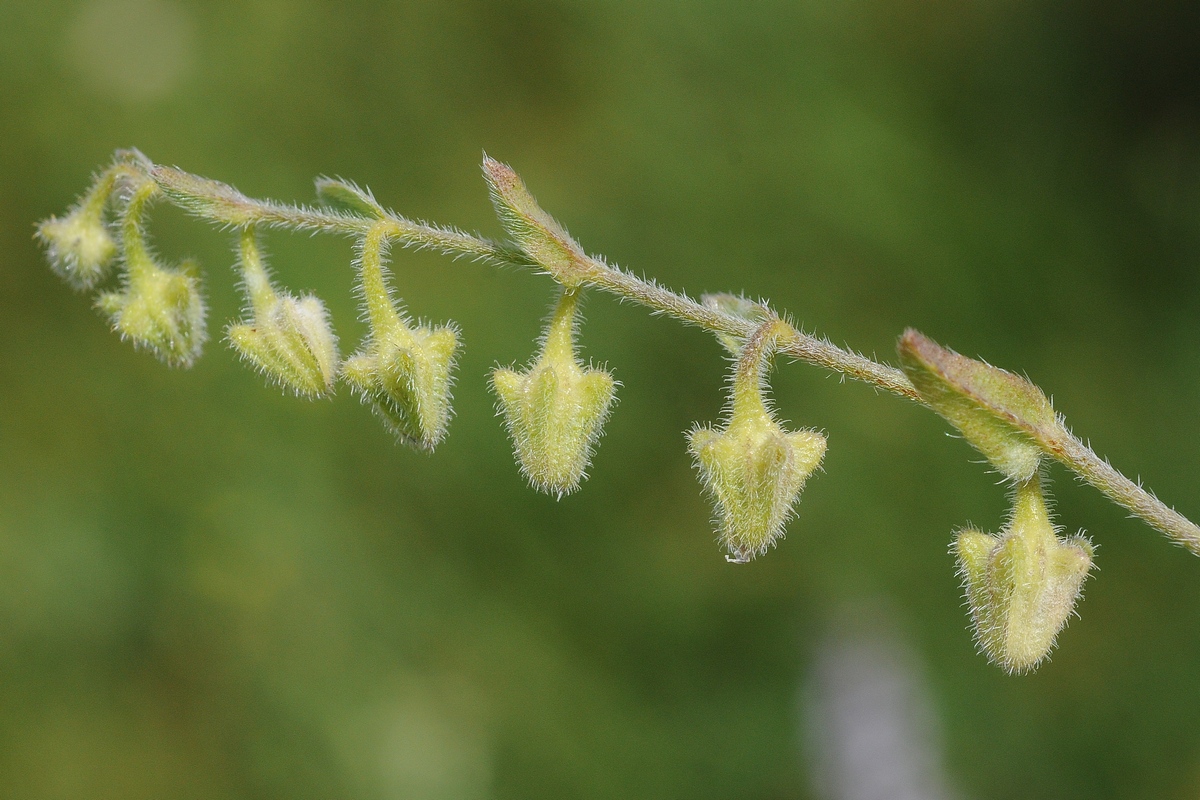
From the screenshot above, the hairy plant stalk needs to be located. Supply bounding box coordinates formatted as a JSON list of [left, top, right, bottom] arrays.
[[1051, 431, 1200, 554]]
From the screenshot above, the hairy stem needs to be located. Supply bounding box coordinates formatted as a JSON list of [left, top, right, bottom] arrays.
[[118, 179, 161, 285], [1048, 429, 1200, 554], [730, 319, 786, 421]]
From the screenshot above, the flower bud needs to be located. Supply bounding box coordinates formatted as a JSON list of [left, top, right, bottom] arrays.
[[689, 322, 826, 562], [342, 322, 459, 451], [36, 170, 120, 290], [898, 329, 1057, 483], [227, 231, 339, 397], [492, 288, 616, 496], [344, 225, 459, 450], [96, 181, 206, 367], [96, 259, 207, 368], [953, 476, 1094, 673]]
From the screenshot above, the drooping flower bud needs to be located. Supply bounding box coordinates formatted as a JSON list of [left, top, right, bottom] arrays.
[[35, 167, 121, 290], [342, 224, 459, 451], [689, 320, 827, 562], [96, 181, 206, 367], [953, 476, 1094, 673], [492, 287, 617, 497], [898, 329, 1057, 483], [226, 230, 339, 397]]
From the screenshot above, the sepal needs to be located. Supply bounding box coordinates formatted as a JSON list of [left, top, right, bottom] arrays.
[[343, 322, 459, 451], [690, 321, 826, 562], [953, 476, 1094, 673], [97, 259, 207, 368], [689, 414, 826, 563], [36, 170, 120, 290]]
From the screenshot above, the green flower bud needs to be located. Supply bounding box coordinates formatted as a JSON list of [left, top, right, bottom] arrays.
[[689, 322, 827, 562], [343, 323, 459, 451], [492, 288, 617, 497], [227, 231, 339, 397], [96, 181, 206, 367], [97, 260, 207, 368], [35, 169, 120, 290], [953, 476, 1094, 673], [898, 329, 1056, 483], [344, 225, 459, 451]]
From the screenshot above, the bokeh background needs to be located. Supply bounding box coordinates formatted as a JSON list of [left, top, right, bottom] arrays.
[[4, 1, 1200, 798]]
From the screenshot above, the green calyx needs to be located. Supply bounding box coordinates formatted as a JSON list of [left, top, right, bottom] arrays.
[[96, 180, 207, 367], [954, 476, 1094, 673], [690, 321, 826, 562], [35, 165, 124, 290], [97, 262, 207, 368], [227, 230, 339, 398], [492, 287, 617, 497], [343, 323, 459, 452]]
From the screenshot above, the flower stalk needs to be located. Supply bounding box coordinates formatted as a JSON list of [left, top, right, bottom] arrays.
[[37, 151, 1200, 552]]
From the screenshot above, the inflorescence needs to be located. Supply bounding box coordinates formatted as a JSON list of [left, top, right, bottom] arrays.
[[35, 148, 1200, 673]]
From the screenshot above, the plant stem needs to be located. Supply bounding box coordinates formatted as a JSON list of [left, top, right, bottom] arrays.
[[1047, 429, 1200, 554]]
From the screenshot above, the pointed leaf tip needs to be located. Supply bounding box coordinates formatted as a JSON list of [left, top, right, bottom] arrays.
[[898, 329, 1056, 482], [482, 157, 586, 285]]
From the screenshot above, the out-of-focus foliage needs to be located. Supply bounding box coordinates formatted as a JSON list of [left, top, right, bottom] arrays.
[[5, 1, 1200, 798]]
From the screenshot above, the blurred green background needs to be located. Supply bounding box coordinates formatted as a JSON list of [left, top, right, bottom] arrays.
[[4, 1, 1200, 797]]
